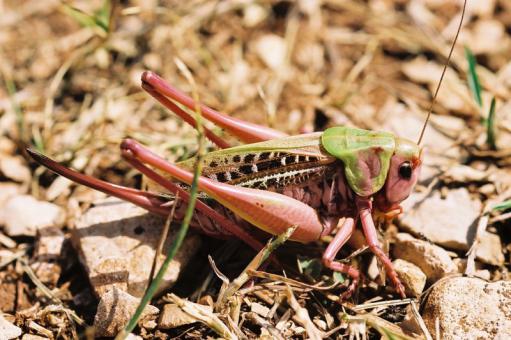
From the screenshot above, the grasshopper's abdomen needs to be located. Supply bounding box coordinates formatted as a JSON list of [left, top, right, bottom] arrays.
[[173, 163, 358, 240]]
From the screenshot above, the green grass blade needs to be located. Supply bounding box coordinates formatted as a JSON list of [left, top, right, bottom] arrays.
[[493, 200, 511, 211], [464, 46, 482, 108], [61, 1, 111, 35], [2, 75, 27, 145], [95, 0, 112, 33], [116, 67, 206, 338], [486, 97, 497, 150], [117, 151, 204, 339], [61, 5, 98, 29]]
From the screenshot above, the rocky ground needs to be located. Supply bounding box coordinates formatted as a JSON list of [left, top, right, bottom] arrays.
[[0, 0, 510, 339]]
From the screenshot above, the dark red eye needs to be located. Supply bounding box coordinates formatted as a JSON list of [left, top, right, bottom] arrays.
[[398, 161, 412, 180]]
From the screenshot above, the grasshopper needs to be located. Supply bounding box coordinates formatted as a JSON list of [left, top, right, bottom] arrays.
[[28, 2, 466, 299]]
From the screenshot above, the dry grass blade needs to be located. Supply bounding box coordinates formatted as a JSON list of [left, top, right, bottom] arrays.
[[467, 187, 511, 274], [247, 269, 340, 291], [147, 194, 179, 287], [410, 300, 432, 340], [168, 293, 238, 340], [285, 284, 323, 340], [0, 246, 29, 269], [245, 312, 285, 340], [354, 313, 420, 340], [352, 299, 413, 312], [19, 258, 86, 327]]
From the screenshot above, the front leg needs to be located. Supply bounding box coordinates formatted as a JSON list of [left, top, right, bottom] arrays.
[[356, 197, 406, 298], [322, 217, 360, 299]]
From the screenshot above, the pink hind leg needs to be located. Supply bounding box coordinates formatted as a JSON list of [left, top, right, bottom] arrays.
[[357, 198, 406, 298], [120, 139, 324, 243], [322, 217, 360, 299], [27, 148, 264, 251], [26, 149, 171, 216], [119, 149, 265, 251], [141, 72, 287, 144], [142, 81, 230, 149]]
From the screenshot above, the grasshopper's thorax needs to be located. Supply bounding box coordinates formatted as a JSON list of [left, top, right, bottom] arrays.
[[375, 137, 422, 212], [320, 126, 421, 213]]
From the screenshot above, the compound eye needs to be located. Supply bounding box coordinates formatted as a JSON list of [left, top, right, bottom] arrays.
[[398, 161, 412, 180]]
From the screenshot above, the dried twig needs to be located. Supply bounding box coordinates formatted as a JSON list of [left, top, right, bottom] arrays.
[[169, 293, 238, 340], [285, 284, 323, 340], [19, 258, 86, 327], [147, 194, 179, 287]]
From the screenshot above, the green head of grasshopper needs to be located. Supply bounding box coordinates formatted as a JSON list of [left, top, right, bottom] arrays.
[[321, 126, 421, 212]]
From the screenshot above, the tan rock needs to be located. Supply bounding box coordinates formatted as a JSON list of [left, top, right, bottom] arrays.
[[393, 233, 456, 282], [158, 303, 204, 329], [73, 199, 201, 298], [398, 305, 423, 337], [93, 287, 159, 337], [400, 188, 482, 251], [476, 232, 505, 266], [125, 334, 143, 340], [35, 226, 65, 259], [0, 195, 65, 237], [392, 259, 426, 297], [31, 227, 65, 285], [21, 335, 48, 340], [422, 277, 511, 340]]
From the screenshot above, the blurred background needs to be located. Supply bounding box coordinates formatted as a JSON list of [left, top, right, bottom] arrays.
[[1, 0, 510, 198], [0, 0, 510, 338]]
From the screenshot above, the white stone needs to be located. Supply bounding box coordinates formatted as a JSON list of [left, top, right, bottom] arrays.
[[0, 155, 31, 183], [393, 233, 456, 282], [400, 188, 482, 251], [0, 195, 65, 237], [93, 287, 159, 337], [73, 199, 200, 298], [422, 277, 511, 340], [0, 314, 22, 339], [243, 4, 267, 27], [254, 34, 287, 71], [0, 183, 20, 209]]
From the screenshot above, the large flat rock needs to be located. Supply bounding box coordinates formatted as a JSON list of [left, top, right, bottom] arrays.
[[422, 277, 511, 340], [73, 199, 201, 298], [400, 188, 481, 251]]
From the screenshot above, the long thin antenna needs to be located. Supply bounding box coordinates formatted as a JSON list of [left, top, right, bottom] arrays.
[[417, 0, 467, 145]]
